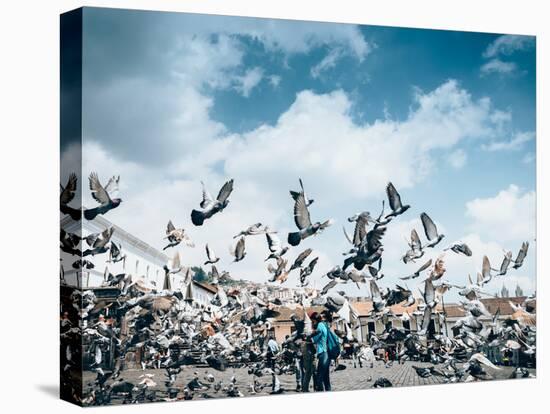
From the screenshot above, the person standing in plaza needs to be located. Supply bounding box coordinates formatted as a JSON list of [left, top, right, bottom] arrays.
[[311, 311, 332, 391], [266, 333, 279, 370]]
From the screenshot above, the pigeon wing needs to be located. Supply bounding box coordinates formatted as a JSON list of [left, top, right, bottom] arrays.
[[308, 257, 319, 271], [410, 229, 422, 250], [236, 237, 245, 258], [353, 215, 368, 246], [293, 248, 312, 267], [104, 175, 120, 195], [417, 258, 433, 274], [199, 181, 215, 209], [266, 232, 282, 253], [367, 226, 386, 252], [293, 193, 312, 230], [424, 279, 435, 305], [60, 173, 77, 205], [482, 255, 491, 279], [216, 179, 234, 203], [515, 242, 529, 263], [110, 241, 120, 257], [462, 243, 472, 256], [166, 220, 176, 234], [89, 172, 112, 205], [206, 243, 214, 260], [386, 182, 402, 211], [369, 279, 382, 301], [420, 213, 438, 241]]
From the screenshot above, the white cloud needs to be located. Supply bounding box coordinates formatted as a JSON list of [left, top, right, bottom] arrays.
[[522, 152, 535, 164], [465, 185, 535, 242], [482, 131, 535, 151], [225, 80, 507, 200], [268, 75, 281, 88], [483, 35, 535, 59], [448, 149, 467, 169], [170, 34, 244, 89], [480, 58, 517, 76], [311, 47, 344, 78], [233, 67, 264, 97], [480, 35, 534, 77], [75, 80, 534, 294]]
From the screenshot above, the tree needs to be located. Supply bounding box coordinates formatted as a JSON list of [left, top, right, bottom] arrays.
[[191, 266, 208, 282]]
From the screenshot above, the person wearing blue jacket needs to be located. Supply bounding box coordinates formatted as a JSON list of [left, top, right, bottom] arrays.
[[311, 311, 332, 391]]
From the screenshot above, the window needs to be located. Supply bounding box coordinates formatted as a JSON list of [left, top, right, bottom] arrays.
[[367, 321, 376, 335], [135, 260, 139, 274], [146, 265, 150, 278], [403, 320, 411, 331], [428, 319, 436, 339], [385, 321, 393, 332]]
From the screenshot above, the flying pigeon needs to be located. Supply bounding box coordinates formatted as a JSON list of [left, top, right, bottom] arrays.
[[400, 259, 432, 280], [265, 232, 289, 261], [233, 223, 271, 238], [60, 173, 82, 221], [204, 243, 220, 265], [512, 242, 529, 269], [191, 179, 234, 226], [84, 172, 122, 220], [289, 178, 314, 206], [288, 193, 332, 246], [444, 242, 472, 256], [402, 228, 424, 263], [289, 248, 313, 272], [107, 241, 126, 265], [163, 220, 195, 250], [492, 250, 513, 275], [385, 182, 410, 219], [420, 212, 445, 248], [60, 228, 82, 256], [83, 227, 114, 256], [231, 237, 246, 262]]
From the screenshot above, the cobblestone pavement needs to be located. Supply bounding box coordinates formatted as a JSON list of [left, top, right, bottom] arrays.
[[83, 360, 534, 405]]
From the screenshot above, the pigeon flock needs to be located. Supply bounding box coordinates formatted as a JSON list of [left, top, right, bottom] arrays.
[[60, 173, 535, 406]]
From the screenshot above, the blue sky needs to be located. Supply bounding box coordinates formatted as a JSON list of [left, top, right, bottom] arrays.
[[64, 7, 536, 300]]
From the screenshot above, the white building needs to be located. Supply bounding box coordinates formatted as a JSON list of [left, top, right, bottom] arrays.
[[60, 215, 220, 308], [61, 215, 168, 288]]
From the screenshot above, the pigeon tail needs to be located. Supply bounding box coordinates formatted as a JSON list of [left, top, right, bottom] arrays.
[[84, 208, 99, 221], [287, 232, 302, 246], [191, 209, 205, 226]]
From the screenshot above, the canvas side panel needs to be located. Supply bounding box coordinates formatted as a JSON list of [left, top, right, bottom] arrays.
[[60, 7, 84, 407]]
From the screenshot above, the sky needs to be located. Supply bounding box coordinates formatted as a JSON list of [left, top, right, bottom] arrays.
[[62, 7, 536, 301]]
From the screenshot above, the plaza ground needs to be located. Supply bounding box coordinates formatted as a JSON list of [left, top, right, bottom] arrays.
[[82, 359, 535, 404]]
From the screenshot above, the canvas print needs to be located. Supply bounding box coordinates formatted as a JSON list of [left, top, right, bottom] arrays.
[[60, 7, 536, 406]]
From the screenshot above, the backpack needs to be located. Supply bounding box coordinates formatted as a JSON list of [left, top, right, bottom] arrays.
[[325, 324, 341, 360]]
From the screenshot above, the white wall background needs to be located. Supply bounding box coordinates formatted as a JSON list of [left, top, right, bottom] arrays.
[[0, 1, 547, 413]]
